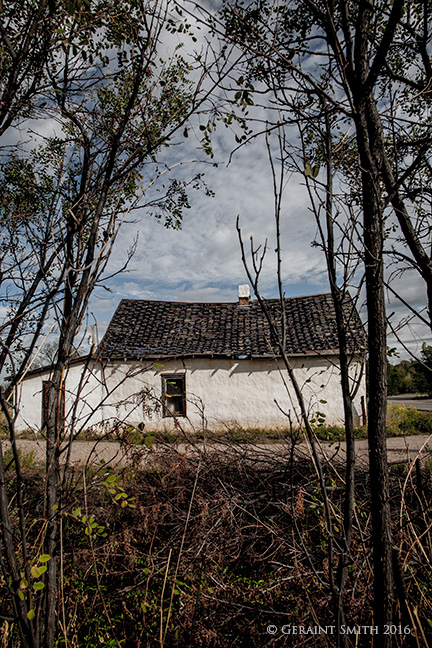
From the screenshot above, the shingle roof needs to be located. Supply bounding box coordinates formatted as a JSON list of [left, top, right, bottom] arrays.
[[99, 293, 366, 360]]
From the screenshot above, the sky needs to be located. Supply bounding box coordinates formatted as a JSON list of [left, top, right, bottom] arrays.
[[2, 0, 430, 363], [86, 13, 430, 362], [91, 128, 337, 342], [86, 12, 333, 337], [90, 124, 430, 361]]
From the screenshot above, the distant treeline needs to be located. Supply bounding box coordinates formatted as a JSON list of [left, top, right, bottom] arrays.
[[388, 344, 432, 396]]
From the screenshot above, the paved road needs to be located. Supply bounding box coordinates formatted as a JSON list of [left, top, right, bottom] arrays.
[[4, 434, 432, 468], [388, 394, 432, 411]]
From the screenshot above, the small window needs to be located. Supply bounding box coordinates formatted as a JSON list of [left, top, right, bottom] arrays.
[[162, 375, 186, 418]]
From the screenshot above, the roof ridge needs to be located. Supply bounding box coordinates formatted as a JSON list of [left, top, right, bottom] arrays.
[[117, 292, 333, 307]]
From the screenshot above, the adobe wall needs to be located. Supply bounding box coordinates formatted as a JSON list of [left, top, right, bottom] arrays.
[[15, 355, 366, 433]]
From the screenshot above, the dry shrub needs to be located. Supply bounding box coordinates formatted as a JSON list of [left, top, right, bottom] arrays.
[[1, 441, 431, 646]]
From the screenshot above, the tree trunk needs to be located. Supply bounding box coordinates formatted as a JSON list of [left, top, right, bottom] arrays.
[[356, 98, 394, 637], [349, 1, 394, 634], [321, 114, 357, 637], [44, 380, 62, 648]]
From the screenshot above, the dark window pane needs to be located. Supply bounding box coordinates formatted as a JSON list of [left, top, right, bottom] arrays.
[[162, 375, 186, 417]]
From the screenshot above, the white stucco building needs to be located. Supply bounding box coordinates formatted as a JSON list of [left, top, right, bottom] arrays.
[[15, 289, 367, 433]]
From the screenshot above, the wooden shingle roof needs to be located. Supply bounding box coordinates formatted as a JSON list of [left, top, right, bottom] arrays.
[[99, 293, 366, 360]]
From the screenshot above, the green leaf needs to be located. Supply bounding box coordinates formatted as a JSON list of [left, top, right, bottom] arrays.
[[304, 161, 312, 177], [312, 164, 320, 178], [39, 554, 51, 563], [18, 590, 24, 601], [27, 608, 35, 621], [31, 566, 41, 579], [73, 508, 81, 517], [33, 582, 45, 591]]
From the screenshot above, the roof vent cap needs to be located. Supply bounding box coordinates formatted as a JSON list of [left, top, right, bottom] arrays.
[[238, 284, 250, 305]]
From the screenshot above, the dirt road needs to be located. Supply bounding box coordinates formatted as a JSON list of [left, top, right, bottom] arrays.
[[3, 433, 431, 468]]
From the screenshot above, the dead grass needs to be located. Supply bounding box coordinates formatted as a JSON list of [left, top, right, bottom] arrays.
[[1, 441, 432, 646]]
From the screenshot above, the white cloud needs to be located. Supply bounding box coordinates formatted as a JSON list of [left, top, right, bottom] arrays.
[[1, 1, 428, 363]]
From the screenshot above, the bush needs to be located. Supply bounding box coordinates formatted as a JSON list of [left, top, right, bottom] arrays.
[[3, 446, 37, 470], [386, 403, 432, 436]]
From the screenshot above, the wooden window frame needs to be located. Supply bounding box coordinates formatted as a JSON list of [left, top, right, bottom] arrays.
[[161, 374, 186, 418]]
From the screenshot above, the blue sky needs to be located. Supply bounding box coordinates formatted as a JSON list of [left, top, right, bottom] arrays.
[[85, 7, 430, 361], [2, 1, 429, 362], [92, 117, 429, 361], [92, 129, 332, 332]]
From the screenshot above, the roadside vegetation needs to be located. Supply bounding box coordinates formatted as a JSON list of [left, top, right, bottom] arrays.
[[388, 346, 432, 397], [0, 442, 431, 647]]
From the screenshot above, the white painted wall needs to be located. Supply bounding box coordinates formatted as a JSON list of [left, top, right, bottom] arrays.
[[15, 355, 366, 433], [14, 359, 105, 433]]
